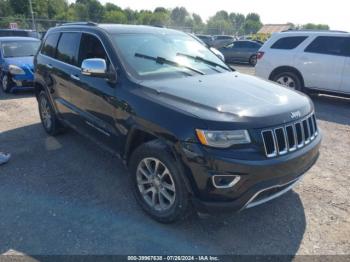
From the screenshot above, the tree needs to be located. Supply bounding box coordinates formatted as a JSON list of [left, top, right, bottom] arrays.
[[105, 3, 121, 12], [170, 7, 189, 26], [0, 0, 13, 17], [9, 0, 29, 16], [76, 0, 104, 22], [303, 23, 330, 30], [192, 13, 204, 33], [206, 10, 233, 34], [244, 13, 262, 34], [103, 10, 127, 24]]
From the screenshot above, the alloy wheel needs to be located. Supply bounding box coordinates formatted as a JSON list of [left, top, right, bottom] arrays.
[[136, 157, 176, 212], [2, 75, 8, 92], [276, 75, 296, 89], [40, 95, 52, 130]]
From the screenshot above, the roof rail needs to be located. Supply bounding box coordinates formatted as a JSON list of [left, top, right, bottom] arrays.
[[282, 29, 348, 33], [59, 22, 98, 27]]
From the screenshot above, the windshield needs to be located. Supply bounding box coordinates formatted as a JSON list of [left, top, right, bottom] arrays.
[[112, 33, 230, 80], [2, 41, 40, 58]]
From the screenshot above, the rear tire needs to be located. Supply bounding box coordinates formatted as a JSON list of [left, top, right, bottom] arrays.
[[249, 55, 257, 66], [38, 91, 65, 136], [273, 71, 303, 91], [1, 74, 13, 93], [129, 140, 190, 223]]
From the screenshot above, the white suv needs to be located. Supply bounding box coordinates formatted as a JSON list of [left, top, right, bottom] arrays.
[[255, 31, 350, 96]]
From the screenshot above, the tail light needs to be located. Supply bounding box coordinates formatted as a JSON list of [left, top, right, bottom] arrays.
[[257, 51, 265, 60]]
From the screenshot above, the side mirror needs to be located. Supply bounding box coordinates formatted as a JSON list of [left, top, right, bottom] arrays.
[[81, 58, 107, 77]]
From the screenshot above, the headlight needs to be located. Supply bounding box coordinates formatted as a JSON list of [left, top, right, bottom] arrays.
[[196, 129, 251, 148], [9, 65, 25, 75]]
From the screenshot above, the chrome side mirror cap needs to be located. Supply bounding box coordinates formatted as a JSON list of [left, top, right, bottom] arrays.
[[81, 58, 107, 77]]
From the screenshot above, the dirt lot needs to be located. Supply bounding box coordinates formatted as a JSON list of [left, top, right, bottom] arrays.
[[0, 65, 349, 256]]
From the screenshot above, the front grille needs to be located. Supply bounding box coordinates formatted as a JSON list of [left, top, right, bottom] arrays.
[[261, 113, 318, 158]]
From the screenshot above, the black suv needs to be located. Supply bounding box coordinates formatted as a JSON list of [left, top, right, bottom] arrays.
[[34, 23, 321, 223]]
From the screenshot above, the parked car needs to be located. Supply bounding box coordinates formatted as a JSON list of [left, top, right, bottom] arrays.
[[195, 34, 214, 47], [0, 37, 41, 93], [35, 23, 321, 223], [189, 34, 225, 61], [212, 35, 235, 49], [255, 30, 350, 95], [0, 29, 40, 38], [219, 40, 262, 65]]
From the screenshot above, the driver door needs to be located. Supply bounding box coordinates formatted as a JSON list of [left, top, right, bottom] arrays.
[[72, 33, 121, 151]]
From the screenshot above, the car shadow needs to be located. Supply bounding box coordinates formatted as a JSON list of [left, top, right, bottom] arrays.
[[0, 123, 306, 257], [0, 89, 34, 100], [312, 94, 350, 126]]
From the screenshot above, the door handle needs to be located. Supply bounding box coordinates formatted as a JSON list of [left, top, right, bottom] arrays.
[[70, 74, 80, 81], [46, 64, 53, 69]]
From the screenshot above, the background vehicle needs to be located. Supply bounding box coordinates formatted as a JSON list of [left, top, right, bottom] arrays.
[[35, 23, 321, 223], [0, 37, 41, 93], [212, 35, 235, 49], [255, 30, 350, 95], [195, 34, 214, 47], [0, 29, 40, 38], [189, 34, 225, 61], [219, 40, 262, 65]]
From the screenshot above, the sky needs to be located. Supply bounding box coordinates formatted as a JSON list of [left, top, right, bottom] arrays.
[[92, 0, 350, 31]]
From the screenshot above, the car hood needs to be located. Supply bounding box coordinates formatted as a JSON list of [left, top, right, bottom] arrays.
[[140, 72, 313, 127], [4, 56, 34, 70]]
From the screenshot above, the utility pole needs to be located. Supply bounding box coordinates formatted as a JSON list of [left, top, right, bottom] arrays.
[[28, 0, 36, 31]]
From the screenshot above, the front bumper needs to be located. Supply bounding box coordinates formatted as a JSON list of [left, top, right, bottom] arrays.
[[180, 132, 321, 213], [11, 74, 34, 90]]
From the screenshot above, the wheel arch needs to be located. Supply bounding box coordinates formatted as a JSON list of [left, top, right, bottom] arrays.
[[124, 127, 195, 195], [269, 66, 305, 88]]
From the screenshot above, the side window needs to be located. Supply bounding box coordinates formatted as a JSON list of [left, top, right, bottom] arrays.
[[271, 36, 308, 50], [78, 33, 109, 67], [343, 38, 350, 57], [56, 32, 81, 66], [305, 36, 348, 56], [41, 33, 60, 57]]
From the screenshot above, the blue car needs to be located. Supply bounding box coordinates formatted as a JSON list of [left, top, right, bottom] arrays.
[[0, 37, 41, 93]]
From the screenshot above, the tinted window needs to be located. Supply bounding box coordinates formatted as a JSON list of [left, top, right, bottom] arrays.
[[271, 36, 307, 50], [56, 32, 81, 66], [305, 36, 349, 56], [41, 33, 60, 57], [217, 36, 232, 40], [78, 33, 109, 66]]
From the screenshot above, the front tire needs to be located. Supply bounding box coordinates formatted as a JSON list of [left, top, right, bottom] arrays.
[[273, 71, 303, 91], [129, 140, 190, 223], [1, 74, 13, 93], [38, 91, 64, 136]]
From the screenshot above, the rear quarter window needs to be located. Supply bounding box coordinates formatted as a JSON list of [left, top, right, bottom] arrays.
[[41, 33, 60, 58], [305, 36, 350, 56], [271, 36, 308, 50]]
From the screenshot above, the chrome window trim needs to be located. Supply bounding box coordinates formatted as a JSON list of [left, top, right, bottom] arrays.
[[39, 30, 114, 70]]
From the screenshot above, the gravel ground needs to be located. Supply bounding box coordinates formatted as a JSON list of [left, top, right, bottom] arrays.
[[0, 65, 349, 256]]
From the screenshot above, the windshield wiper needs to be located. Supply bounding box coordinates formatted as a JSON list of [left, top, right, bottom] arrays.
[[176, 52, 231, 72], [134, 53, 205, 75]]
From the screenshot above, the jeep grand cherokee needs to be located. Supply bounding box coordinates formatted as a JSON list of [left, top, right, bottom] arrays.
[[34, 23, 321, 223]]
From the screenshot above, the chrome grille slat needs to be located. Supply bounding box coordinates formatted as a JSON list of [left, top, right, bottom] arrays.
[[261, 114, 318, 158]]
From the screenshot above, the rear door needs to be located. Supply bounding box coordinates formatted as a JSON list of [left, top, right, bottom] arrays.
[[297, 36, 346, 91], [51, 32, 82, 119]]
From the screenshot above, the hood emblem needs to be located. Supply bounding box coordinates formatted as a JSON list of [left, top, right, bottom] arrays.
[[291, 110, 301, 119]]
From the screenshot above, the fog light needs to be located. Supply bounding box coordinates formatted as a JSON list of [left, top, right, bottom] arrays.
[[212, 175, 241, 189]]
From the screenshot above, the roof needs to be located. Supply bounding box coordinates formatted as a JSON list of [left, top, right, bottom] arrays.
[[0, 37, 40, 42], [58, 23, 184, 35], [258, 24, 293, 34], [275, 31, 350, 37]]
